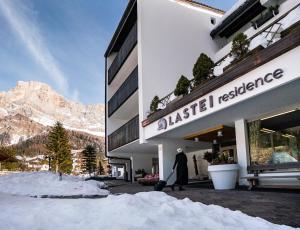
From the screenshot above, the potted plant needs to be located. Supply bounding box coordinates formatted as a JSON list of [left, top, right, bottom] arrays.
[[230, 32, 250, 62], [149, 95, 160, 115], [174, 75, 190, 101], [193, 53, 214, 87], [204, 152, 239, 190]]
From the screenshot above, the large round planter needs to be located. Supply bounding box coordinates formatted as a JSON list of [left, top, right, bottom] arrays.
[[208, 164, 239, 190]]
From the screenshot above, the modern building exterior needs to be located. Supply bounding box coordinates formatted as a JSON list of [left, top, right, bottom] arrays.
[[105, 0, 300, 188]]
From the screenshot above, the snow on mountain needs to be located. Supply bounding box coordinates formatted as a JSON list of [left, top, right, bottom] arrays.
[[0, 81, 105, 141]]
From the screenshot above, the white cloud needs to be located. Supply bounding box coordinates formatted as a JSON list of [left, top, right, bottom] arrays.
[[0, 0, 79, 101]]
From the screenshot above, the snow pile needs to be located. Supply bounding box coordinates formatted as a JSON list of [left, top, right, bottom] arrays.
[[0, 171, 109, 197], [0, 192, 297, 230]]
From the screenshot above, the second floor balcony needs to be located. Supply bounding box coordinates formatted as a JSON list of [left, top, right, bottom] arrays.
[[108, 66, 138, 117]]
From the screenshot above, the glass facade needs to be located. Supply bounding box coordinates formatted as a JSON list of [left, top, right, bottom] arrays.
[[248, 110, 300, 165]]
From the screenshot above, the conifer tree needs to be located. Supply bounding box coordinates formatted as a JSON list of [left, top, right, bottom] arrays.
[[193, 53, 214, 86], [82, 145, 97, 176], [46, 122, 72, 175]]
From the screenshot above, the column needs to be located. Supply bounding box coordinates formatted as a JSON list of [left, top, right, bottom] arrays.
[[235, 119, 250, 186], [158, 139, 184, 185]]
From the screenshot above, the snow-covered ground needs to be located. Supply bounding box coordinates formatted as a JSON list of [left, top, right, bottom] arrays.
[[0, 192, 298, 230], [0, 171, 109, 197], [0, 172, 298, 229]]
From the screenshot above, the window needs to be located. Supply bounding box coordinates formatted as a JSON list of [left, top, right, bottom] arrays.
[[248, 109, 300, 165]]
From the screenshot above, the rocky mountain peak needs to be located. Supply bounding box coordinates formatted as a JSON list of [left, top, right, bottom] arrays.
[[0, 81, 104, 145]]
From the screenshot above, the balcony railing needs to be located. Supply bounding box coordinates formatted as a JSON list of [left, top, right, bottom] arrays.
[[108, 22, 137, 85], [156, 4, 300, 111], [108, 115, 139, 151], [108, 66, 138, 117]]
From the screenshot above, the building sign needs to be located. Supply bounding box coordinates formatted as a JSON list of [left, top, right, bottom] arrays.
[[158, 68, 284, 131]]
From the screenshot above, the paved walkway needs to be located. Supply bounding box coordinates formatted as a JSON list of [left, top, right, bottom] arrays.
[[108, 182, 300, 228]]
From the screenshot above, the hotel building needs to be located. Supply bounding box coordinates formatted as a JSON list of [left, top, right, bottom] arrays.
[[105, 0, 300, 188]]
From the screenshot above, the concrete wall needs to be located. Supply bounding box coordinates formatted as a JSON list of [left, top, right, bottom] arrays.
[[137, 0, 223, 143]]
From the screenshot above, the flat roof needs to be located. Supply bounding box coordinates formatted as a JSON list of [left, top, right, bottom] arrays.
[[104, 0, 224, 57], [104, 0, 137, 57], [211, 0, 266, 38], [175, 0, 225, 15]]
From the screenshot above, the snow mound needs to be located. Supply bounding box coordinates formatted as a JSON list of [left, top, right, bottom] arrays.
[[0, 172, 109, 197], [0, 192, 297, 230]]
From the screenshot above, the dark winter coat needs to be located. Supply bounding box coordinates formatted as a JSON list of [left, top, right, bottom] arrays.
[[173, 152, 188, 185]]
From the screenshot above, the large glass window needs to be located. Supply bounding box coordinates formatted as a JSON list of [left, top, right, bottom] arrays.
[[248, 110, 300, 165]]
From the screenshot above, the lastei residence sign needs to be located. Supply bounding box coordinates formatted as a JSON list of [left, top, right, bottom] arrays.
[[158, 68, 284, 131]]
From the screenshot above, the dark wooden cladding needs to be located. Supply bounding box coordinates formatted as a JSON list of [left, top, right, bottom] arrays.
[[108, 115, 139, 151], [108, 22, 137, 85], [143, 22, 300, 127], [108, 66, 138, 117]]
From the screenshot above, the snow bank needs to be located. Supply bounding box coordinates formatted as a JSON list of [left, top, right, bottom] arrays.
[[0, 171, 109, 197], [0, 192, 297, 230]]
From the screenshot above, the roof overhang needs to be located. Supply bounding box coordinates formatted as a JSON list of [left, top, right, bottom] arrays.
[[104, 0, 137, 57], [211, 0, 266, 38]]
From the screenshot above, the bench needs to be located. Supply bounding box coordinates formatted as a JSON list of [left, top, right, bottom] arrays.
[[242, 162, 300, 190]]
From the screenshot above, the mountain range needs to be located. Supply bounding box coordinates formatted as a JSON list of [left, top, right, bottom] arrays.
[[0, 81, 105, 147]]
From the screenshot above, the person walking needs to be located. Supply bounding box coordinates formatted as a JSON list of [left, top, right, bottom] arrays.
[[171, 148, 188, 191]]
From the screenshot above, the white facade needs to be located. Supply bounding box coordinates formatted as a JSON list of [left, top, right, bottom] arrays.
[[105, 0, 300, 188], [105, 0, 223, 182]]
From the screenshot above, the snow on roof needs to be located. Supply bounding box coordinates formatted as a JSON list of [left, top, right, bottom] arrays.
[[213, 0, 247, 29], [174, 0, 225, 15]]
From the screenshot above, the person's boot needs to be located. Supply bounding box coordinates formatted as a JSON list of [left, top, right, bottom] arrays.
[[171, 185, 175, 191], [179, 186, 185, 191]]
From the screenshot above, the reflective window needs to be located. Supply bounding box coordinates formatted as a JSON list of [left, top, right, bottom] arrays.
[[248, 110, 300, 165]]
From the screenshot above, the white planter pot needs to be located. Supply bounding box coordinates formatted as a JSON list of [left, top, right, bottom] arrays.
[[208, 164, 239, 190]]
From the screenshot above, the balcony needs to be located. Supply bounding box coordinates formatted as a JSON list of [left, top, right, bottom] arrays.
[[108, 66, 138, 117], [108, 22, 137, 85], [108, 115, 139, 151], [142, 4, 300, 127]]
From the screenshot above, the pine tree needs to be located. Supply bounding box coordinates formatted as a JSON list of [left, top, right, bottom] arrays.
[[82, 145, 97, 176], [98, 159, 105, 175], [46, 122, 72, 175]]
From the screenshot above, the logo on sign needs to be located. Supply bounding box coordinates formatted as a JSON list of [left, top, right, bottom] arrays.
[[157, 118, 167, 130]]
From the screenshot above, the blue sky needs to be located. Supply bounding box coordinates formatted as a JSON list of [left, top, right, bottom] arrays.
[[0, 0, 235, 104]]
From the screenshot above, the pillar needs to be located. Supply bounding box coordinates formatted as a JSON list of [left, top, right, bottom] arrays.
[[158, 139, 185, 185], [235, 119, 250, 186]]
